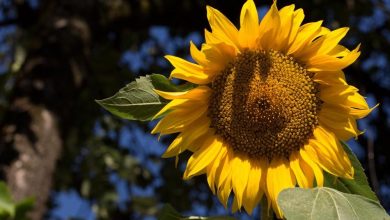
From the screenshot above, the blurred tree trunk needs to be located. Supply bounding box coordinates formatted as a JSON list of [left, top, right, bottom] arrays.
[[0, 0, 93, 217], [1, 98, 62, 219], [0, 52, 87, 220], [0, 37, 88, 220]]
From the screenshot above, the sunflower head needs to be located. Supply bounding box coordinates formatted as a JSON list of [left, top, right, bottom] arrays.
[[152, 0, 375, 218]]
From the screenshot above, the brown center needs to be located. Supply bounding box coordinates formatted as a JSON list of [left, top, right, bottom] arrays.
[[208, 50, 322, 160]]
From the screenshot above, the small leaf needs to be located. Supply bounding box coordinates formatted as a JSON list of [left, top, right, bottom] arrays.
[[324, 142, 378, 201], [14, 197, 34, 220], [278, 187, 389, 220], [0, 182, 15, 217], [96, 74, 194, 121], [157, 204, 236, 220], [157, 204, 182, 220]]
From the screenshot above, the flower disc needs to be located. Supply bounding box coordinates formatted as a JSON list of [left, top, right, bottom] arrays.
[[208, 50, 322, 160]]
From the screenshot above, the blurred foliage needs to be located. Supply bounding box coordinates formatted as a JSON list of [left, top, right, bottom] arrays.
[[0, 182, 34, 220], [0, 0, 389, 219]]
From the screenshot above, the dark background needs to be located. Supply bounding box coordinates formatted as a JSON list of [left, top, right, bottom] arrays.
[[0, 0, 389, 219]]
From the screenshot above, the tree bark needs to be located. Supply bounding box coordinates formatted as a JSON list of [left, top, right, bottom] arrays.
[[1, 98, 62, 219]]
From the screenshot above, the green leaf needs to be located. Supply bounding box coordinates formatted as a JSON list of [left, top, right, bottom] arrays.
[[96, 75, 167, 121], [157, 204, 236, 220], [150, 74, 195, 92], [14, 197, 34, 220], [278, 187, 389, 220], [96, 74, 194, 121], [157, 204, 182, 220], [324, 142, 379, 201], [0, 182, 15, 218]]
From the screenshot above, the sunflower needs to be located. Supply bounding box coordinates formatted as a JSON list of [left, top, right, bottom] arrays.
[[151, 0, 375, 218]]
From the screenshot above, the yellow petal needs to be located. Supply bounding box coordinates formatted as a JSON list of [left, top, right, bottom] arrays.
[[307, 44, 361, 71], [307, 140, 345, 178], [319, 104, 362, 140], [231, 154, 251, 209], [165, 55, 212, 84], [201, 42, 236, 73], [152, 99, 189, 120], [215, 147, 233, 190], [300, 27, 349, 59], [151, 105, 207, 135], [299, 155, 314, 188], [266, 158, 296, 219], [320, 84, 375, 119], [291, 24, 330, 59], [191, 41, 234, 74], [346, 91, 371, 111], [290, 152, 311, 188], [155, 86, 211, 101], [162, 133, 187, 158], [311, 127, 354, 179], [207, 146, 227, 194], [328, 45, 351, 57], [274, 4, 295, 51], [287, 8, 305, 47], [239, 0, 259, 48], [345, 93, 378, 119], [204, 29, 223, 46], [183, 135, 223, 179], [313, 70, 347, 85], [243, 160, 265, 215], [206, 6, 240, 50], [320, 84, 358, 103], [258, 1, 281, 50], [287, 21, 323, 55], [190, 41, 208, 66], [217, 170, 232, 208], [350, 104, 378, 119], [162, 117, 211, 158], [300, 146, 324, 186]]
